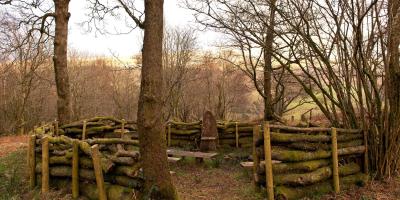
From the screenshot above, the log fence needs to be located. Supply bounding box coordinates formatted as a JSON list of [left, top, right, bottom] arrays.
[[254, 122, 369, 200], [165, 120, 257, 148], [27, 116, 143, 200]]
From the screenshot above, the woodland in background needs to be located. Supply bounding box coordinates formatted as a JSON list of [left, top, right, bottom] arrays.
[[0, 18, 257, 135], [0, 0, 399, 188]]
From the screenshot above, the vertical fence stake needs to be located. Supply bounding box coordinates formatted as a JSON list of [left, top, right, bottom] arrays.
[[121, 119, 126, 138], [331, 127, 340, 193], [363, 129, 369, 173], [252, 125, 260, 190], [235, 122, 239, 148], [28, 134, 36, 189], [82, 120, 87, 140], [55, 120, 59, 136], [91, 144, 107, 200], [42, 136, 49, 194], [167, 123, 171, 147], [72, 140, 80, 199], [264, 122, 274, 200]]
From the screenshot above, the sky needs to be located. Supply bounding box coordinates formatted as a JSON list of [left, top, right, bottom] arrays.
[[68, 1, 220, 58]]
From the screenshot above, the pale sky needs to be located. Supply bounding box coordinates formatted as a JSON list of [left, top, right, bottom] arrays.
[[68, 1, 220, 58]]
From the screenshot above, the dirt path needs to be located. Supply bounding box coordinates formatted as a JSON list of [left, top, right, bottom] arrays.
[[0, 135, 27, 157], [171, 161, 262, 200]]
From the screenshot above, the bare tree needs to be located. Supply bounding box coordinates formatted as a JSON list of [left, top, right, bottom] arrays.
[[162, 26, 197, 121], [86, 0, 178, 198], [1, 0, 73, 124]]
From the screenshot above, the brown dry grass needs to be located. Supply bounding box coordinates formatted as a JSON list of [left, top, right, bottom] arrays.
[[0, 135, 27, 157]]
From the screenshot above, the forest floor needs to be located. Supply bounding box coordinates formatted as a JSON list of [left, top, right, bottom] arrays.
[[0, 135, 399, 200]]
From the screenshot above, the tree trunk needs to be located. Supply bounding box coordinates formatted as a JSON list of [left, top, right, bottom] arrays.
[[137, 0, 178, 199], [263, 0, 277, 121], [53, 0, 72, 125], [383, 0, 400, 177]]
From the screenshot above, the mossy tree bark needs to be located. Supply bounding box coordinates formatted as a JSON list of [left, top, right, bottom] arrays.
[[53, 0, 72, 125], [382, 0, 400, 177], [137, 0, 178, 199]]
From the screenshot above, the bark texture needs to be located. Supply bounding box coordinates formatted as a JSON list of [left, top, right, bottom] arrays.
[[263, 0, 276, 121], [137, 0, 178, 199], [53, 0, 72, 125]]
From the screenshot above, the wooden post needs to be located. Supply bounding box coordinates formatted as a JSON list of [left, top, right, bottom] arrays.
[[55, 120, 59, 136], [167, 123, 171, 147], [41, 136, 49, 194], [28, 135, 36, 189], [72, 140, 79, 199], [50, 125, 54, 136], [363, 130, 369, 173], [331, 127, 340, 193], [91, 144, 107, 200], [82, 120, 87, 140], [263, 122, 274, 200], [252, 125, 260, 190], [120, 119, 126, 139], [235, 122, 239, 148]]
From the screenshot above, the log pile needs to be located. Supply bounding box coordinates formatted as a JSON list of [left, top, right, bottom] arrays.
[[253, 124, 369, 200], [51, 116, 138, 140], [165, 120, 256, 148], [28, 117, 143, 200], [217, 121, 256, 148], [166, 121, 202, 148]]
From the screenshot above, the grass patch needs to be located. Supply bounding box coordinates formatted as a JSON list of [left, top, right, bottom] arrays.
[[0, 150, 29, 200]]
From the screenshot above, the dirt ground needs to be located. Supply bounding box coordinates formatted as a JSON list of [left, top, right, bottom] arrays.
[[170, 159, 263, 200], [0, 135, 27, 157], [0, 135, 400, 200]]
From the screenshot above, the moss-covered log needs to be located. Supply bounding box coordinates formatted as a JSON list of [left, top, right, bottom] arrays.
[[169, 135, 200, 140], [169, 121, 201, 126], [169, 129, 200, 135], [86, 138, 139, 146], [257, 146, 365, 162], [65, 126, 117, 135], [259, 159, 331, 174], [112, 162, 142, 177], [287, 140, 363, 151], [61, 121, 105, 129], [274, 173, 368, 200], [36, 176, 137, 200], [218, 132, 253, 139], [222, 126, 254, 133], [35, 165, 143, 189], [256, 132, 363, 146], [268, 125, 362, 135], [265, 163, 360, 186]]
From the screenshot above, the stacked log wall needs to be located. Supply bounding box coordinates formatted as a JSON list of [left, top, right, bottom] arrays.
[[253, 123, 369, 200], [165, 120, 256, 148], [28, 117, 143, 200]]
